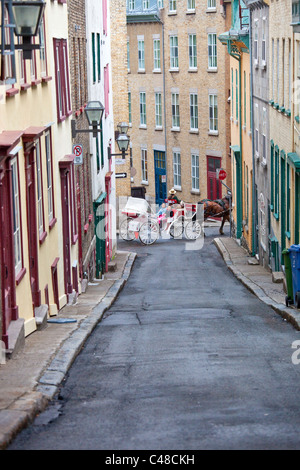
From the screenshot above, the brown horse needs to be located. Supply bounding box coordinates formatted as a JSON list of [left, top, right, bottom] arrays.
[[198, 196, 231, 235]]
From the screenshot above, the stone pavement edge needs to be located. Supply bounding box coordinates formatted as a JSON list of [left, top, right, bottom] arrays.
[[214, 237, 300, 331], [0, 250, 136, 450]]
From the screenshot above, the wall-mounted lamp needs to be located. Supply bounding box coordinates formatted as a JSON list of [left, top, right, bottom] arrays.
[[71, 101, 105, 139], [108, 122, 130, 160]]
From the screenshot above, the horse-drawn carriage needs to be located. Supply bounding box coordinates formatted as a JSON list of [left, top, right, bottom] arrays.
[[119, 197, 202, 245]]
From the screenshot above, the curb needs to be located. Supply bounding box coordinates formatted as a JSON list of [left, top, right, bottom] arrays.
[[0, 252, 136, 450], [214, 238, 300, 331]]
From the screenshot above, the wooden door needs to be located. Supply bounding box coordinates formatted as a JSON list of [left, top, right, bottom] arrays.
[[207, 156, 222, 200]]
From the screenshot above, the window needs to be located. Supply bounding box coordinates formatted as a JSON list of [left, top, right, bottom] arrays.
[[190, 93, 198, 131], [187, 0, 195, 11], [231, 68, 234, 117], [191, 153, 199, 191], [270, 141, 274, 210], [141, 149, 148, 182], [97, 33, 101, 82], [45, 131, 55, 226], [171, 92, 180, 129], [127, 39, 130, 71], [254, 21, 258, 65], [128, 0, 135, 10], [128, 91, 132, 125], [236, 69, 238, 120], [138, 38, 145, 71], [104, 64, 109, 117], [288, 39, 291, 110], [170, 35, 179, 69], [173, 152, 181, 188], [11, 158, 22, 276], [102, 0, 108, 35], [188, 34, 197, 69], [274, 146, 279, 218], [92, 33, 96, 83], [153, 38, 161, 71], [155, 92, 162, 128], [286, 162, 291, 235], [282, 39, 285, 107], [35, 139, 45, 240], [158, 0, 164, 8], [39, 15, 47, 77], [53, 38, 72, 122], [255, 103, 259, 155], [143, 0, 149, 9], [18, 38, 26, 85], [244, 71, 246, 127], [207, 0, 216, 9], [208, 33, 217, 69], [169, 0, 176, 12], [209, 94, 218, 132], [262, 107, 267, 164], [262, 19, 266, 64], [140, 92, 146, 126]]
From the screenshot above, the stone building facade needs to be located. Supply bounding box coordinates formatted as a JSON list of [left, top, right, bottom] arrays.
[[123, 0, 231, 210]]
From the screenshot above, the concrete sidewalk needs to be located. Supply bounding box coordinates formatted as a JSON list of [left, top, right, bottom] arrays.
[[214, 237, 300, 330], [0, 250, 136, 450]]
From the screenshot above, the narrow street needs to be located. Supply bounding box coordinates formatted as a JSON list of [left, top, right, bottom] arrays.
[[8, 226, 300, 450]]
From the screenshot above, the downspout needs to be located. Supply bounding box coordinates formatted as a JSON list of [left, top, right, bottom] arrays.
[[249, 7, 257, 256], [160, 17, 168, 189], [239, 57, 243, 240]]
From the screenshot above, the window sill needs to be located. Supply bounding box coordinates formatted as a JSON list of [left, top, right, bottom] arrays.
[[84, 223, 89, 234], [208, 130, 219, 136], [168, 11, 177, 15], [20, 83, 31, 91], [139, 125, 147, 129], [206, 8, 217, 13], [138, 69, 145, 74], [191, 190, 200, 194], [273, 212, 279, 221], [39, 231, 47, 245], [155, 126, 163, 131], [169, 68, 179, 73], [31, 79, 41, 87], [153, 69, 161, 73], [186, 9, 195, 14], [174, 186, 181, 191], [189, 129, 199, 134], [41, 75, 52, 83], [171, 127, 180, 132], [188, 68, 198, 73], [6, 87, 19, 98], [141, 180, 149, 185], [16, 267, 26, 286], [207, 67, 218, 73], [285, 231, 291, 240], [49, 217, 57, 230]]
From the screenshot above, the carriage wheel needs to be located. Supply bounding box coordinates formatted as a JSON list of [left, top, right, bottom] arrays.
[[169, 216, 184, 238], [184, 220, 202, 240], [119, 218, 135, 241], [139, 221, 160, 245]]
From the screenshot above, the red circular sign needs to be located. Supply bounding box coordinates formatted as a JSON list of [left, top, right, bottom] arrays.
[[218, 169, 227, 180]]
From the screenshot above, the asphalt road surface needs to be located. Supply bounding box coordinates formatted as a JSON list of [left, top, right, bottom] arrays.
[[8, 226, 300, 450]]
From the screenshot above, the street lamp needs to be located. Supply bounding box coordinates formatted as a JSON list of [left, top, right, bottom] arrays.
[[12, 0, 46, 60], [0, 0, 46, 77], [71, 101, 105, 139], [108, 123, 130, 159]]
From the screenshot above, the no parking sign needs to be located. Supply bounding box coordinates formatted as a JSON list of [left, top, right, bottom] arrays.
[[73, 144, 83, 165]]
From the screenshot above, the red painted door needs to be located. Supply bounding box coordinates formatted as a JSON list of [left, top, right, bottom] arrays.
[[207, 156, 222, 200], [0, 158, 18, 347], [25, 145, 41, 308]]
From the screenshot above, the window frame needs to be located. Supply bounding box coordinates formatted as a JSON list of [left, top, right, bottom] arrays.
[[171, 92, 180, 130], [155, 92, 163, 128], [140, 91, 147, 127], [170, 35, 179, 70], [190, 92, 198, 131], [208, 33, 217, 70], [53, 38, 72, 123], [138, 37, 145, 71], [209, 93, 218, 133], [173, 151, 181, 189], [141, 148, 148, 183], [45, 129, 56, 229], [188, 33, 197, 70], [191, 152, 199, 191]]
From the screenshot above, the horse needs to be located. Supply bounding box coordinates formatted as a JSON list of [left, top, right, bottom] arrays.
[[198, 196, 231, 235]]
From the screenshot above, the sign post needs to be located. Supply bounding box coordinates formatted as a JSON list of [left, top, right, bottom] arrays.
[[73, 144, 83, 165]]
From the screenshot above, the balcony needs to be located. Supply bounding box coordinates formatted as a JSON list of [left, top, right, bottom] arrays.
[[218, 0, 249, 56], [127, 0, 161, 23]]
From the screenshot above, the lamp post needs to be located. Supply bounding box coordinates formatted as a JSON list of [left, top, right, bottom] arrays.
[[71, 101, 105, 139], [108, 123, 130, 160]]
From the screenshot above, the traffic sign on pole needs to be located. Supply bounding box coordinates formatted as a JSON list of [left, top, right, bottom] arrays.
[[217, 169, 227, 180], [73, 144, 83, 165]]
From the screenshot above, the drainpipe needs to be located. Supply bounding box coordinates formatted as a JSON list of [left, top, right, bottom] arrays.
[[161, 18, 168, 191], [249, 8, 257, 257]]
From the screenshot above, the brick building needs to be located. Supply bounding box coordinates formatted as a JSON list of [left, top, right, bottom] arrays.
[[123, 0, 231, 209]]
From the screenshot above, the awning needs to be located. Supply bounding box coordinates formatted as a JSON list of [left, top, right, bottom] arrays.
[[0, 131, 23, 157], [287, 152, 300, 173]]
